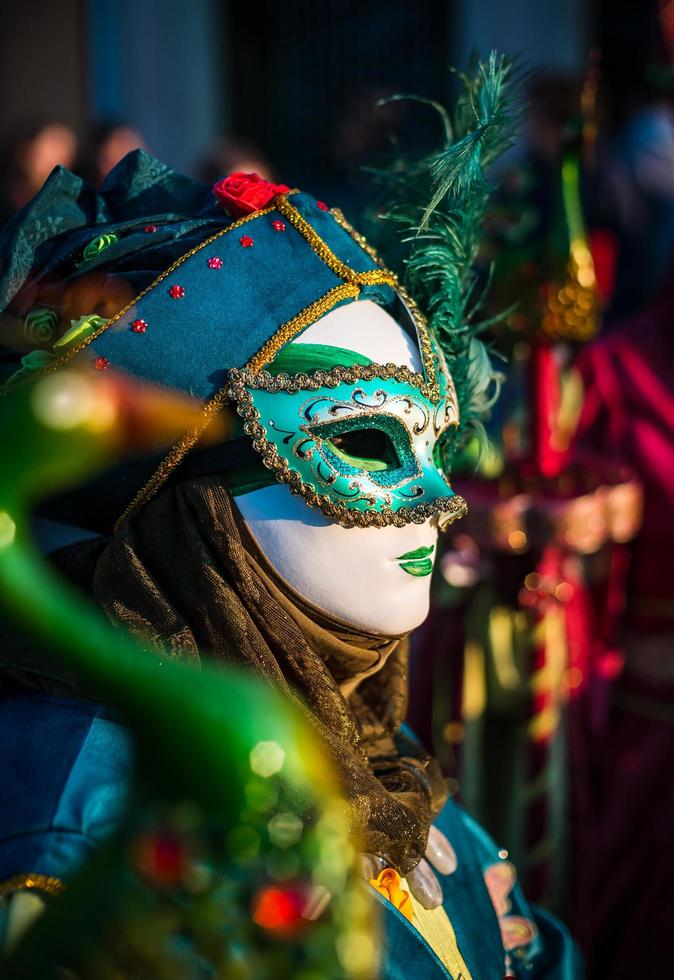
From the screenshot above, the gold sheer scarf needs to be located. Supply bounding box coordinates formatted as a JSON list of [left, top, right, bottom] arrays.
[[93, 476, 447, 872], [234, 512, 403, 700]]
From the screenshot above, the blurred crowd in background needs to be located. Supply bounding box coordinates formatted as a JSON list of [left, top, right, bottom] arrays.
[[2, 1, 673, 978], [0, 118, 278, 225]]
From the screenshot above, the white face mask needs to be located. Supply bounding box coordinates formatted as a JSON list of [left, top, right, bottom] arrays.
[[234, 301, 439, 635]]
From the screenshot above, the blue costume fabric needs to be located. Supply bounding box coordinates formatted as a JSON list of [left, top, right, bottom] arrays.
[[0, 685, 581, 979]]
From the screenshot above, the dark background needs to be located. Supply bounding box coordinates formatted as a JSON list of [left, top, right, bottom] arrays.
[[0, 0, 591, 197]]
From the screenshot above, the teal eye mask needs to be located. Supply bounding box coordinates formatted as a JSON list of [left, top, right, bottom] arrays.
[[226, 341, 467, 529]]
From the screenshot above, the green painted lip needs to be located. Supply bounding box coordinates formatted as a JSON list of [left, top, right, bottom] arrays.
[[396, 545, 435, 577], [399, 559, 434, 577], [395, 545, 435, 561]]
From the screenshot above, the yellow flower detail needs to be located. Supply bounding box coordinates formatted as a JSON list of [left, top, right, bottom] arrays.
[[368, 867, 414, 922]]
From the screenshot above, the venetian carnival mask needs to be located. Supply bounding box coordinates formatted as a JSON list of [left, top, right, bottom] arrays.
[[234, 299, 466, 635]]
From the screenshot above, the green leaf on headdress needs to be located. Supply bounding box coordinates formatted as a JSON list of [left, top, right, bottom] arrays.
[[4, 348, 56, 385], [53, 313, 108, 350], [82, 232, 119, 263], [3, 314, 109, 386]]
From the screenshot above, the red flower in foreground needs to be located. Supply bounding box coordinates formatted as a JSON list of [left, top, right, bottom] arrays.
[[252, 885, 305, 934], [133, 830, 189, 888], [212, 172, 290, 217]]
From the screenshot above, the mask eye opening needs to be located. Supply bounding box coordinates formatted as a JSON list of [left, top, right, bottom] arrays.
[[325, 426, 401, 473]]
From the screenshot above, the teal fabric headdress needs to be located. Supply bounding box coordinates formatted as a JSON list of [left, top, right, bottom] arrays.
[[0, 151, 445, 530], [0, 151, 395, 394]]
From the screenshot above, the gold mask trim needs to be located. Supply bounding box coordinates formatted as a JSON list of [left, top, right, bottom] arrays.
[[226, 364, 467, 531]]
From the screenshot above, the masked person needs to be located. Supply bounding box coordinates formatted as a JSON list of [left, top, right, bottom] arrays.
[[0, 104, 582, 979]]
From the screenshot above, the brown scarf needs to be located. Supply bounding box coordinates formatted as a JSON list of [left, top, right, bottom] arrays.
[[92, 476, 447, 873]]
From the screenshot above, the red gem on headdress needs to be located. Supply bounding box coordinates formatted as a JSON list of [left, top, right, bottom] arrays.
[[132, 319, 148, 333], [94, 356, 109, 370], [207, 256, 223, 269], [239, 235, 254, 247], [144, 224, 158, 233], [271, 220, 286, 231], [316, 201, 329, 211], [169, 284, 185, 299]]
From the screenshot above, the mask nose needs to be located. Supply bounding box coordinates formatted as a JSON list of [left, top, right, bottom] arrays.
[[436, 496, 468, 533]]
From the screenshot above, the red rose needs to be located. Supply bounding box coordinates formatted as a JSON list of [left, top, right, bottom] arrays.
[[212, 172, 290, 217]]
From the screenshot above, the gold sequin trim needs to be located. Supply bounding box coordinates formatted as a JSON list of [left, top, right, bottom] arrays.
[[235, 361, 432, 397], [226, 366, 468, 530], [0, 873, 65, 898], [331, 207, 384, 264], [357, 269, 399, 286], [114, 283, 360, 528], [0, 205, 279, 394]]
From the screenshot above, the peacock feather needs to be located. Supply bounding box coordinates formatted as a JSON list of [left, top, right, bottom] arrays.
[[371, 52, 523, 462]]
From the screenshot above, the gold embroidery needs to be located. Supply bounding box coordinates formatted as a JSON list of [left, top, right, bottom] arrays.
[[234, 360, 433, 398], [0, 873, 64, 898], [225, 366, 468, 530], [0, 205, 279, 394], [356, 269, 399, 287]]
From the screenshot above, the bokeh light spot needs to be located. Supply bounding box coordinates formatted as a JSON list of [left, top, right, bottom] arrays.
[[252, 885, 304, 932], [250, 740, 285, 778], [268, 811, 303, 849], [0, 512, 16, 549], [32, 372, 95, 430], [507, 530, 528, 551]]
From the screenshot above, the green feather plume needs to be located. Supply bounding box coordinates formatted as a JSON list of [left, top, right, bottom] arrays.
[[371, 52, 522, 461]]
